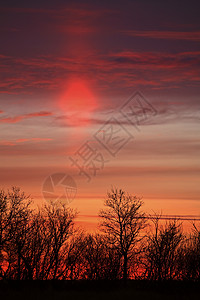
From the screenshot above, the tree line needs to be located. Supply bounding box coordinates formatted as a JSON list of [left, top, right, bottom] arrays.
[[0, 187, 199, 281]]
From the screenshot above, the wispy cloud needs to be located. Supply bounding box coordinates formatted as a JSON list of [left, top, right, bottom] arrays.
[[122, 30, 200, 41], [0, 111, 53, 124], [0, 137, 52, 146], [0, 50, 199, 95]]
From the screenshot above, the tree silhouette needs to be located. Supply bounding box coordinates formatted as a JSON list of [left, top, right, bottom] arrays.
[[82, 233, 121, 280], [39, 204, 77, 280], [99, 188, 146, 282], [1, 186, 200, 282], [61, 229, 86, 280], [0, 187, 77, 280], [0, 187, 32, 279], [143, 216, 183, 281], [177, 223, 200, 281]]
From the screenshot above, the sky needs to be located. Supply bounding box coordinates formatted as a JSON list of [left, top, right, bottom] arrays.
[[0, 0, 200, 230]]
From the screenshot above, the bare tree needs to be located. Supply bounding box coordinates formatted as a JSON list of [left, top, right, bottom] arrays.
[[0, 187, 32, 279], [58, 229, 86, 280], [99, 188, 146, 282], [177, 223, 200, 281], [143, 216, 184, 281], [34, 203, 77, 280], [82, 233, 121, 280], [0, 187, 77, 280]]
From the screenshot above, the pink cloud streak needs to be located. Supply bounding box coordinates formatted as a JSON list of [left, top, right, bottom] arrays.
[[0, 138, 52, 146], [0, 111, 53, 124]]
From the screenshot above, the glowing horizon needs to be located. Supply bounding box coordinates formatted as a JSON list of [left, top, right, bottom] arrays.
[[0, 1, 200, 231]]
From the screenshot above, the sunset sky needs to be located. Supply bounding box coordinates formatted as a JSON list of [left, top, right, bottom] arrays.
[[0, 0, 200, 230]]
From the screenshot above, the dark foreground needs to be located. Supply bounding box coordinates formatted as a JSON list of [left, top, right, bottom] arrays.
[[0, 280, 200, 300]]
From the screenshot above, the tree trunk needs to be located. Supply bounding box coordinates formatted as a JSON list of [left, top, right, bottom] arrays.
[[17, 249, 21, 280], [123, 253, 128, 283]]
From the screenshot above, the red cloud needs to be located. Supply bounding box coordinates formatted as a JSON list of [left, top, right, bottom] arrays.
[[0, 111, 53, 124], [0, 110, 4, 113], [0, 49, 199, 95]]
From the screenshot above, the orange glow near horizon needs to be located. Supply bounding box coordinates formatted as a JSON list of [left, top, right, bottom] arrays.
[[0, 2, 199, 235], [59, 78, 98, 126]]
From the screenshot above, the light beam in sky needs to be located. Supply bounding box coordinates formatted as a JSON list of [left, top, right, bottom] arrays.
[[59, 78, 98, 126]]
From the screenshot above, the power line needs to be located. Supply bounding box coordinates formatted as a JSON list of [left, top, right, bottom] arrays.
[[143, 214, 200, 221]]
